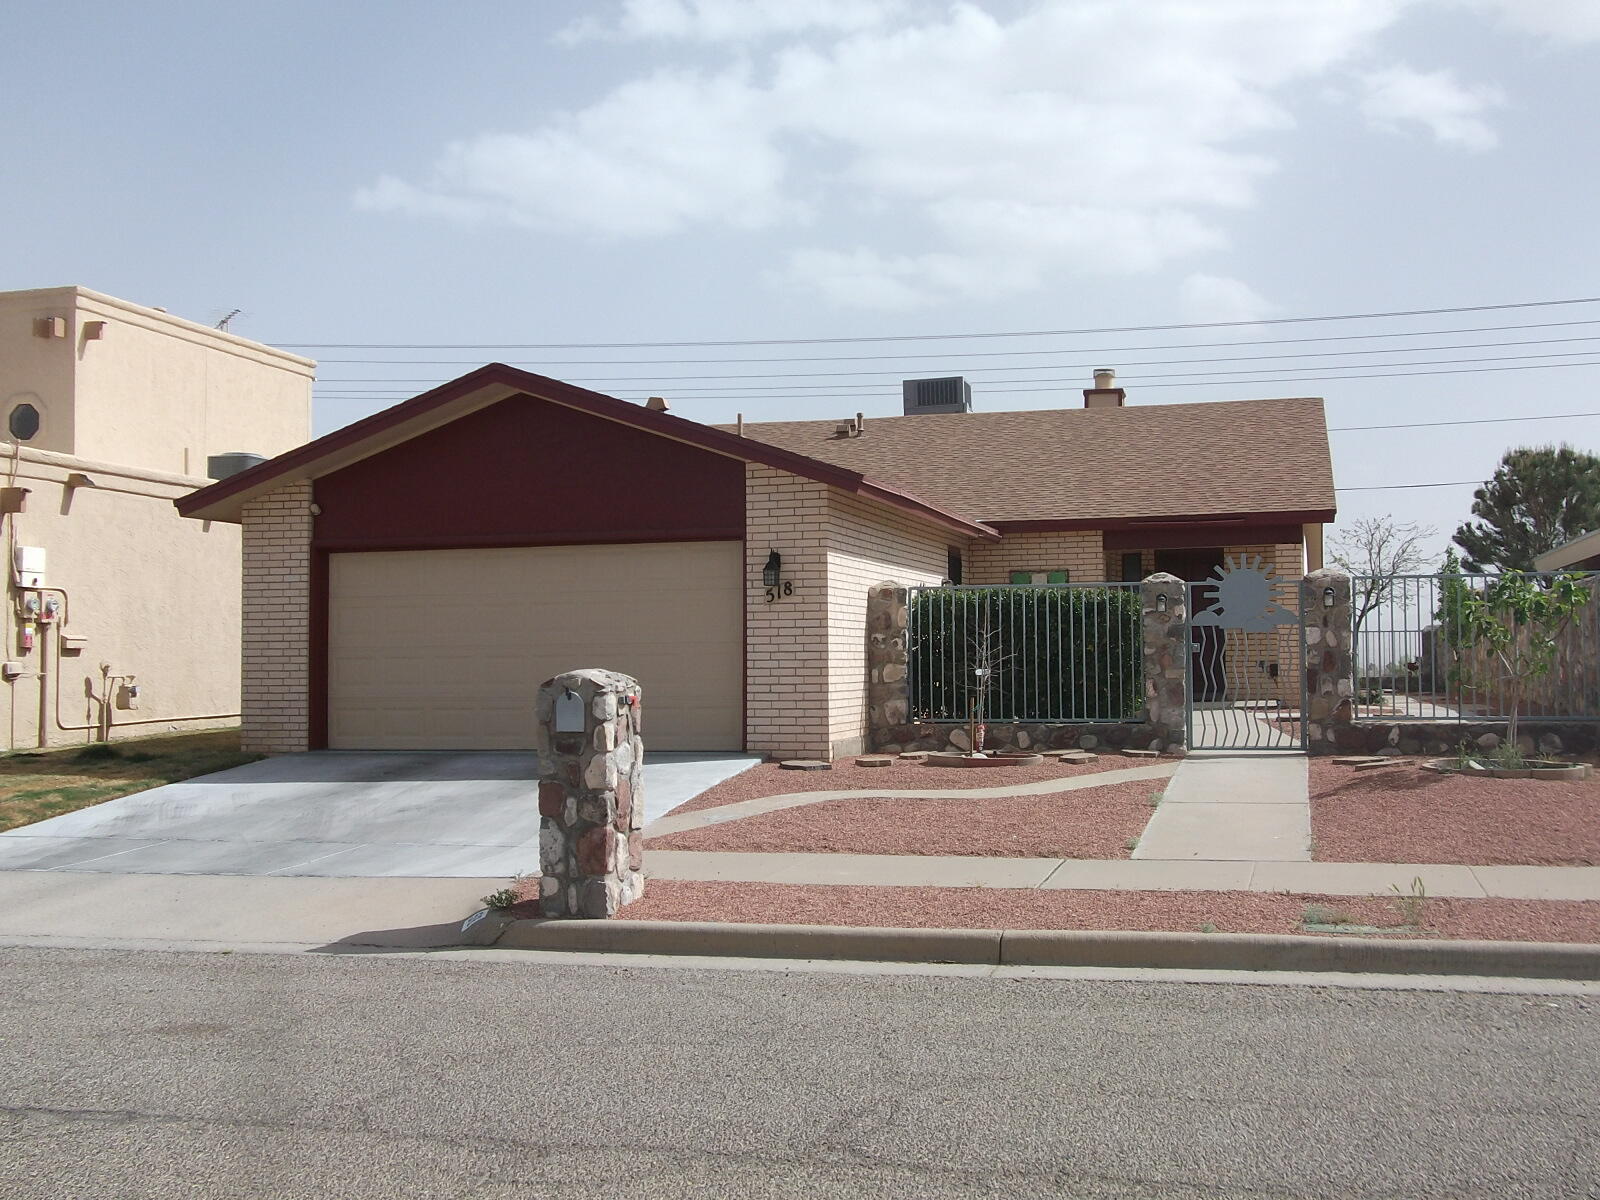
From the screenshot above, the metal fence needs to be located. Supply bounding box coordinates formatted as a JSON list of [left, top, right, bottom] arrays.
[[1349, 571, 1600, 723], [905, 583, 1143, 723], [1185, 578, 1306, 752]]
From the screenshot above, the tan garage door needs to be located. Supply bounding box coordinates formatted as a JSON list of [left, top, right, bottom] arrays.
[[327, 542, 743, 751]]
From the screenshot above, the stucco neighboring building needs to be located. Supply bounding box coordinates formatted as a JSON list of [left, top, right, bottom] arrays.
[[178, 363, 1335, 761], [0, 286, 312, 748], [1535, 529, 1600, 573]]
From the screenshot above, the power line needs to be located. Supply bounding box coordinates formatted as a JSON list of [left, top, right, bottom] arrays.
[[1336, 480, 1482, 491], [310, 355, 1600, 400], [312, 334, 1600, 386], [312, 347, 1600, 394], [308, 319, 1600, 368], [1329, 411, 1600, 432], [274, 295, 1600, 351]]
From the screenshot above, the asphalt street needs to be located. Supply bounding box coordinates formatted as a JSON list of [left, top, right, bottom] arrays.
[[2, 947, 1598, 1198]]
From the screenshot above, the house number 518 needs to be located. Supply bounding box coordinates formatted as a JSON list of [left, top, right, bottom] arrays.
[[764, 581, 794, 603]]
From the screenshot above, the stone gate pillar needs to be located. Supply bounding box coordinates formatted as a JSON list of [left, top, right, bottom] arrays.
[[1302, 569, 1354, 752], [535, 669, 645, 918], [1141, 573, 1188, 751], [866, 583, 912, 750]]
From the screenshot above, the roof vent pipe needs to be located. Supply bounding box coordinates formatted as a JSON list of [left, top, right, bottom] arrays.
[[645, 396, 669, 412], [1083, 368, 1126, 409]]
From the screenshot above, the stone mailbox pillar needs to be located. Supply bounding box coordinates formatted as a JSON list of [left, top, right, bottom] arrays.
[[1141, 572, 1188, 751], [535, 669, 645, 918]]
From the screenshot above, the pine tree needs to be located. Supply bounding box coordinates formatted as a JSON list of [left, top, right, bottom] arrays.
[[1452, 445, 1600, 571]]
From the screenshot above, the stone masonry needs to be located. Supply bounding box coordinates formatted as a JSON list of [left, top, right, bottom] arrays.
[[1140, 572, 1188, 751], [1301, 568, 1354, 753], [535, 669, 645, 918]]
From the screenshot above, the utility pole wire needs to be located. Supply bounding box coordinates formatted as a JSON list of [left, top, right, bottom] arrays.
[[274, 295, 1600, 351]]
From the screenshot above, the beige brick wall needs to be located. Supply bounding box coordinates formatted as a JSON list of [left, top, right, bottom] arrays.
[[825, 493, 950, 757], [745, 465, 831, 759], [969, 530, 1105, 585], [1104, 547, 1158, 581], [745, 463, 955, 760], [240, 480, 313, 753]]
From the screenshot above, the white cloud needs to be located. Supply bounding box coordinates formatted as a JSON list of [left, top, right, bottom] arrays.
[[1179, 274, 1276, 325], [1358, 64, 1504, 151], [560, 0, 905, 43], [361, 0, 1546, 308], [1449, 0, 1600, 42], [355, 69, 799, 236]]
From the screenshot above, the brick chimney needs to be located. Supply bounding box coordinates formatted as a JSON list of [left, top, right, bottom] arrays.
[[1083, 368, 1125, 409]]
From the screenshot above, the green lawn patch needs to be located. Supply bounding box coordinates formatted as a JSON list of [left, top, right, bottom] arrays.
[[0, 729, 261, 832]]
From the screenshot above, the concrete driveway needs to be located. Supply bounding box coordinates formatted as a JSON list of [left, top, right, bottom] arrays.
[[0, 750, 757, 878]]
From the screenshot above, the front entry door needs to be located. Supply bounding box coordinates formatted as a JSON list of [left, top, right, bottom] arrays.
[[1155, 549, 1225, 701]]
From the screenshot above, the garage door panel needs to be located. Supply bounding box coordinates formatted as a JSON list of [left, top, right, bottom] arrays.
[[328, 542, 742, 751]]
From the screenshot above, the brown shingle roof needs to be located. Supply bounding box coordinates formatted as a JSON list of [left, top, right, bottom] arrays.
[[719, 397, 1335, 525]]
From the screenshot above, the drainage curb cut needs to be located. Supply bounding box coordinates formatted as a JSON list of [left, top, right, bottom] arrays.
[[481, 918, 1600, 980]]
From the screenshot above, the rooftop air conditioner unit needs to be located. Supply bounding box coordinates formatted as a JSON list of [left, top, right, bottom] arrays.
[[207, 452, 267, 481], [901, 376, 972, 415]]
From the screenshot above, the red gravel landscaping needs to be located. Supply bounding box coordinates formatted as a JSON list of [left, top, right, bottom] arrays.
[[613, 879, 1600, 944], [664, 755, 1163, 816], [648, 773, 1161, 858], [1310, 760, 1600, 866]]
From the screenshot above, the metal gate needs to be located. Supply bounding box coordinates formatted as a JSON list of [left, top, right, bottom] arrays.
[[1184, 557, 1307, 751]]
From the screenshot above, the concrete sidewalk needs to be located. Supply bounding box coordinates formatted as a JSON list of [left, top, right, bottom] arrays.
[[644, 850, 1600, 900], [1133, 753, 1310, 862], [0, 870, 497, 949]]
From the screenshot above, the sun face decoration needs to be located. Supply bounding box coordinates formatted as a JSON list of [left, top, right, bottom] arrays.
[[1190, 555, 1299, 632]]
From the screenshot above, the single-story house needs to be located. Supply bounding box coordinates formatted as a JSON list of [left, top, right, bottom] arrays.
[[177, 364, 1335, 760]]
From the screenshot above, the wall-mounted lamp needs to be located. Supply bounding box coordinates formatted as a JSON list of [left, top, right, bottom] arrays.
[[763, 550, 782, 588], [64, 472, 97, 490], [1323, 586, 1336, 609], [1156, 593, 1169, 614]]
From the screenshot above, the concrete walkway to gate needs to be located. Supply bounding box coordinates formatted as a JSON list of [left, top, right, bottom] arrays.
[[1133, 752, 1310, 862]]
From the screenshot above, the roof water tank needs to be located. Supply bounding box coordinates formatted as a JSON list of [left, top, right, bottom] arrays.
[[206, 452, 267, 481]]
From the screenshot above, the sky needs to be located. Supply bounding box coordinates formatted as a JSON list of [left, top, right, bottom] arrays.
[[4, 0, 1600, 561]]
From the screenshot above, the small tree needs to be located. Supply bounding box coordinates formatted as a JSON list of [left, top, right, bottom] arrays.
[[1449, 571, 1590, 756], [1329, 514, 1437, 637]]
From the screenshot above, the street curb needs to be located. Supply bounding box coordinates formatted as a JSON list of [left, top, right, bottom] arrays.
[[492, 918, 1002, 964], [482, 918, 1600, 979]]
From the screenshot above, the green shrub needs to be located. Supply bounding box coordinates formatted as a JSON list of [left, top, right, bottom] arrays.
[[908, 586, 1143, 722]]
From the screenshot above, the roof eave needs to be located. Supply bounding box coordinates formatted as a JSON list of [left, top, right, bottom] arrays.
[[987, 508, 1336, 533], [176, 363, 998, 539]]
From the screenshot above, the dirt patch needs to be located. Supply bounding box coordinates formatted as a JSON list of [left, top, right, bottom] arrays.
[[612, 880, 1600, 943], [665, 755, 1160, 816], [1310, 760, 1600, 866], [649, 774, 1161, 858]]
